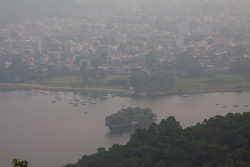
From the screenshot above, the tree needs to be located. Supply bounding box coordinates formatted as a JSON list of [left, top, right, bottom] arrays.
[[46, 65, 58, 78], [0, 55, 33, 82], [151, 71, 175, 91], [175, 52, 200, 70], [129, 72, 151, 93], [129, 71, 175, 94], [175, 52, 203, 77], [230, 58, 250, 74], [12, 158, 30, 167], [155, 160, 166, 167], [144, 51, 157, 70], [80, 69, 89, 82], [108, 79, 127, 86]]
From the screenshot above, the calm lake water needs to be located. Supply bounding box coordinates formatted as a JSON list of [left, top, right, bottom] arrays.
[[1, 90, 250, 167]]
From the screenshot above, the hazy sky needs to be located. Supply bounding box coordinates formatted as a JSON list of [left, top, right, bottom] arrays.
[[0, 0, 249, 24]]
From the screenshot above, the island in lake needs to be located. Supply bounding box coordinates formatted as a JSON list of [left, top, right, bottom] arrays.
[[105, 107, 157, 132]]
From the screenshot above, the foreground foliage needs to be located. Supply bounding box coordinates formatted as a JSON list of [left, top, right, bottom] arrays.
[[12, 158, 30, 167], [65, 112, 250, 167]]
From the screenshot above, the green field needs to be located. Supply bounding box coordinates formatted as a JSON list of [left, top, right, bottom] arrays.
[[39, 74, 250, 95], [169, 74, 250, 94], [102, 75, 129, 84], [42, 76, 84, 87], [42, 75, 129, 89]]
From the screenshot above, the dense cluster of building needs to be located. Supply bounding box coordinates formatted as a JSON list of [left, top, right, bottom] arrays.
[[0, 0, 249, 76]]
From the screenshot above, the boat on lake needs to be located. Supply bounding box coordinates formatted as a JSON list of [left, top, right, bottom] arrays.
[[73, 103, 79, 106]]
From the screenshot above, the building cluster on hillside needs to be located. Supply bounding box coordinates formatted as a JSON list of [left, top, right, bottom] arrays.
[[0, 2, 249, 76]]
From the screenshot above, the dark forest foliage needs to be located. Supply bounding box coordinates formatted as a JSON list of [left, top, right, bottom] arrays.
[[65, 112, 250, 167]]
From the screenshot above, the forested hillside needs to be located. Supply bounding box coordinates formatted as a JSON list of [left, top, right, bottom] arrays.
[[65, 112, 250, 167]]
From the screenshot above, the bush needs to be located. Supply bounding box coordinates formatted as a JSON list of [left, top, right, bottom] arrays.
[[108, 79, 127, 86]]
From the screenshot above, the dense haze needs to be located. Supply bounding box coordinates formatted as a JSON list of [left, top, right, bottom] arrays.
[[1, 0, 250, 167], [0, 0, 77, 24], [0, 0, 250, 23]]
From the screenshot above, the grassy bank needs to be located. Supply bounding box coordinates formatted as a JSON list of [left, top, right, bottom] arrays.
[[42, 75, 129, 88], [161, 74, 250, 95], [1, 74, 250, 95], [0, 83, 130, 94]]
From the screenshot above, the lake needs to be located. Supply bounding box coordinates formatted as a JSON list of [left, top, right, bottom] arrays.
[[0, 90, 250, 167]]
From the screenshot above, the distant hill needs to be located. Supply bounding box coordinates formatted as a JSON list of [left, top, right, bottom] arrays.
[[0, 0, 77, 24], [64, 112, 250, 167]]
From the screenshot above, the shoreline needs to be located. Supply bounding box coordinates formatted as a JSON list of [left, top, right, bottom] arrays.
[[0, 83, 130, 94], [1, 82, 250, 97]]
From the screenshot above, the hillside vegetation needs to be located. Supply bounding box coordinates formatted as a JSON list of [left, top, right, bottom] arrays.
[[64, 112, 250, 167]]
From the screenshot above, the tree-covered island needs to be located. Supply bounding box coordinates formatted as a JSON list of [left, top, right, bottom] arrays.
[[105, 107, 157, 132]]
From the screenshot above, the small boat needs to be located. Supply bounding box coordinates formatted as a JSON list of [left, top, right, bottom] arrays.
[[87, 101, 96, 104], [73, 103, 79, 106], [73, 99, 80, 102], [233, 105, 239, 107], [99, 97, 106, 101]]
